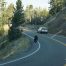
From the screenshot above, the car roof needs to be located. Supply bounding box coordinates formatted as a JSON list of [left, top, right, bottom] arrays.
[[39, 27, 47, 29]]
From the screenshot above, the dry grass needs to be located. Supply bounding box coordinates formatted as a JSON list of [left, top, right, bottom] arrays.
[[0, 35, 30, 59]]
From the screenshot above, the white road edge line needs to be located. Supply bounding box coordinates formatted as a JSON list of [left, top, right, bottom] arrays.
[[47, 36, 65, 46], [50, 34, 66, 39], [0, 33, 40, 66], [46, 35, 66, 61], [51, 30, 62, 39], [57, 35, 66, 39]]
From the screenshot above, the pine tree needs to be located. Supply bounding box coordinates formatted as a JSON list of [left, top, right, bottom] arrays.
[[12, 0, 25, 27], [8, 0, 25, 41]]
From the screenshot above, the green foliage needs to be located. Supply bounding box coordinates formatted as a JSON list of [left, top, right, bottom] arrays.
[[16, 0, 22, 10], [63, 0, 66, 7], [25, 5, 33, 23], [2, 3, 15, 24], [12, 0, 25, 27], [0, 27, 4, 36], [6, 4, 15, 19], [0, 3, 15, 25], [8, 0, 25, 41], [49, 0, 64, 16], [8, 27, 22, 41], [25, 5, 49, 25]]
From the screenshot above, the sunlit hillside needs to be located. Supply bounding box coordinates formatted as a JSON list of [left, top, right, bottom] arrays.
[[48, 7, 66, 36]]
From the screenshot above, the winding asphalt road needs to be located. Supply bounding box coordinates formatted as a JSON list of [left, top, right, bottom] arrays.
[[1, 30, 66, 66]]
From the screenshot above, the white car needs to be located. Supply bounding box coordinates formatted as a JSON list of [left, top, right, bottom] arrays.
[[37, 27, 48, 34]]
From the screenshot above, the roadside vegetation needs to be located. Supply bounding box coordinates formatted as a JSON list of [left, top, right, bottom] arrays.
[[0, 0, 49, 58], [0, 35, 30, 59], [0, 0, 31, 59], [0, 0, 66, 59], [47, 0, 66, 36], [24, 0, 66, 36]]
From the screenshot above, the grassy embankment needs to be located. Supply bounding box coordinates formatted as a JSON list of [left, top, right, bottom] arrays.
[[0, 34, 31, 60]]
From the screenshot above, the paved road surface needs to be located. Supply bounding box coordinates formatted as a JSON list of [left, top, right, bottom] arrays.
[[1, 30, 66, 66]]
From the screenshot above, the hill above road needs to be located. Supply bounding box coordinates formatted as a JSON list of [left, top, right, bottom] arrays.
[[48, 7, 66, 36]]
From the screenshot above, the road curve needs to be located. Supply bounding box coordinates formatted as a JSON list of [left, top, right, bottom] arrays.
[[1, 30, 66, 66]]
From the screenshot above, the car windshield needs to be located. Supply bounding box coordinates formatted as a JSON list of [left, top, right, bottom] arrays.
[[42, 27, 47, 30]]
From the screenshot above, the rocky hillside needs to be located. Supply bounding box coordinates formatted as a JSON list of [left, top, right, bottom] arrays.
[[48, 7, 66, 36]]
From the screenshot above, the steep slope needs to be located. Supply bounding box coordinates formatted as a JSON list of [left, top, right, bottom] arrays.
[[48, 7, 66, 36]]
